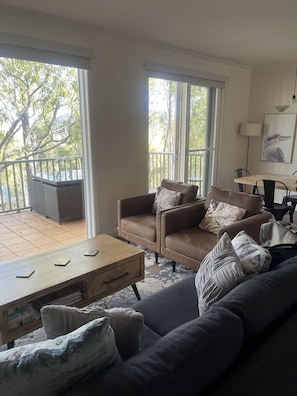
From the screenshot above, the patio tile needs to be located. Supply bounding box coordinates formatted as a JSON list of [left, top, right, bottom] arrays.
[[0, 211, 86, 265]]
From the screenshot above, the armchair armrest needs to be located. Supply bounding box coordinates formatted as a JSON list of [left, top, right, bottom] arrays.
[[161, 200, 206, 238], [217, 211, 273, 244], [118, 193, 156, 219]]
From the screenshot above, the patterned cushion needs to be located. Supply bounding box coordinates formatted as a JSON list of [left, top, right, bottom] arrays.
[[41, 305, 143, 360], [199, 199, 247, 234], [232, 230, 271, 276], [152, 186, 181, 213], [195, 232, 246, 315], [0, 317, 122, 396]]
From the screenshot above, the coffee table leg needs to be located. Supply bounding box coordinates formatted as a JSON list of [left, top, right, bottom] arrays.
[[132, 284, 141, 300]]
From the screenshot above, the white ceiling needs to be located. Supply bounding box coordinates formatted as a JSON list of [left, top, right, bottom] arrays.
[[1, 0, 297, 67]]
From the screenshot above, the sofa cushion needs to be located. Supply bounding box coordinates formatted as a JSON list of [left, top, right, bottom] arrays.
[[133, 274, 197, 336], [205, 185, 262, 218], [152, 186, 181, 213], [0, 317, 121, 396], [199, 198, 246, 234], [215, 257, 297, 343], [41, 305, 143, 360], [121, 213, 156, 241], [231, 230, 271, 276], [195, 232, 246, 315], [161, 179, 198, 204], [62, 306, 243, 396]]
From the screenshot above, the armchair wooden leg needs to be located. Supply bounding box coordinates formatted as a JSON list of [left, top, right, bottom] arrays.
[[132, 284, 141, 301], [172, 261, 176, 272], [155, 252, 158, 263]]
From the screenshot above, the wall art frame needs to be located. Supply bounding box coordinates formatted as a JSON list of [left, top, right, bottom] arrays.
[[261, 113, 297, 163]]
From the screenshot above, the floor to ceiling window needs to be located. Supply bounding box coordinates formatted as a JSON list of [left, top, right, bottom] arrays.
[[0, 35, 95, 236], [147, 65, 226, 197]]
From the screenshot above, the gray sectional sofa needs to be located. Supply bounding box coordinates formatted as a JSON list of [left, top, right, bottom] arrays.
[[63, 255, 297, 396]]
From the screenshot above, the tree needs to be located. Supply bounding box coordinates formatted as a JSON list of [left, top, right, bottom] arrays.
[[0, 58, 82, 165]]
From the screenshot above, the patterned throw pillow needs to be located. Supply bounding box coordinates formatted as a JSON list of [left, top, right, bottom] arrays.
[[152, 186, 181, 213], [195, 232, 246, 315], [199, 199, 247, 234], [0, 317, 122, 396], [232, 230, 271, 276], [41, 305, 144, 360]]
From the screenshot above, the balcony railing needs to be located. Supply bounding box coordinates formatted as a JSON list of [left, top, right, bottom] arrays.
[[149, 151, 204, 192], [0, 157, 83, 213], [1, 152, 203, 213]]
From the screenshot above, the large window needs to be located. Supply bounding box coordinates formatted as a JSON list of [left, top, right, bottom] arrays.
[[0, 35, 95, 236], [147, 65, 226, 197]]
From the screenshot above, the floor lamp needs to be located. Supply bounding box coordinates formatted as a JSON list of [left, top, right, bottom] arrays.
[[239, 123, 262, 171]]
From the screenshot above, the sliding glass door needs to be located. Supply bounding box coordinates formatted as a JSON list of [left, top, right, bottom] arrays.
[[148, 75, 218, 197]]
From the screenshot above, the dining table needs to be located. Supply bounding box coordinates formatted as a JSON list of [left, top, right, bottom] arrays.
[[234, 173, 297, 192]]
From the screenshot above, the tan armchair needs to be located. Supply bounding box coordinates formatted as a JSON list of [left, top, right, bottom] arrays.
[[161, 185, 273, 271], [117, 179, 198, 263]]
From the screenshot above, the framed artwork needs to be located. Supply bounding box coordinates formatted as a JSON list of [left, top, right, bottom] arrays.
[[261, 113, 297, 163]]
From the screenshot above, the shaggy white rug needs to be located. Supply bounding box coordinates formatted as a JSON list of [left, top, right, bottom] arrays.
[[0, 251, 194, 352]]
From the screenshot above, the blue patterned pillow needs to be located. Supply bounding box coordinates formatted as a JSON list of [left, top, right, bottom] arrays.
[[0, 317, 122, 396], [232, 230, 271, 276]]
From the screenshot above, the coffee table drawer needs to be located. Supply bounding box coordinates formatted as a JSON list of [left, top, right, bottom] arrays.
[[86, 257, 144, 299]]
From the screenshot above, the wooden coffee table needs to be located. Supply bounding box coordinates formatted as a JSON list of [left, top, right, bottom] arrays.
[[0, 234, 144, 348]]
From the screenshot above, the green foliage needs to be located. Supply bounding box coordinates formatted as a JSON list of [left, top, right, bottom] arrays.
[[0, 58, 82, 163]]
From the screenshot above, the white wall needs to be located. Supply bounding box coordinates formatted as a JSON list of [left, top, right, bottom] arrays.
[[249, 66, 297, 177], [0, 6, 252, 236]]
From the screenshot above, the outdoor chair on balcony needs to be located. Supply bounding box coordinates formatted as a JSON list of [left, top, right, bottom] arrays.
[[117, 179, 199, 263]]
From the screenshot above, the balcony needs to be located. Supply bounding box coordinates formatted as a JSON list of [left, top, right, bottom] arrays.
[[0, 152, 204, 264]]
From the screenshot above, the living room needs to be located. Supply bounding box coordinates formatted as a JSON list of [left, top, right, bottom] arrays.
[[1, 2, 297, 239], [2, 2, 297, 395]]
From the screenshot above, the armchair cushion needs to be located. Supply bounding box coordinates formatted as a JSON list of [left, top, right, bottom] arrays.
[[152, 186, 182, 213], [205, 186, 262, 218], [161, 179, 198, 204], [199, 199, 247, 234]]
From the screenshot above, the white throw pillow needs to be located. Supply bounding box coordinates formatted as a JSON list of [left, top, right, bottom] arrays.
[[231, 230, 271, 276], [41, 305, 143, 360], [195, 232, 246, 315], [199, 199, 247, 234], [0, 317, 121, 396], [152, 186, 181, 213]]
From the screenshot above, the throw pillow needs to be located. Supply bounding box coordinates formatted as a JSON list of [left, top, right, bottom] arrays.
[[41, 305, 144, 360], [0, 317, 122, 396], [199, 199, 247, 234], [232, 230, 271, 276], [195, 232, 246, 315], [152, 186, 181, 213]]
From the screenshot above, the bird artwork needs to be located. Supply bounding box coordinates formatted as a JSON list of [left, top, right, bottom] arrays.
[[262, 134, 291, 162]]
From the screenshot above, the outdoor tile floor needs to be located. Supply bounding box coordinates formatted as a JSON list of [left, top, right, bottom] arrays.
[[0, 210, 86, 265]]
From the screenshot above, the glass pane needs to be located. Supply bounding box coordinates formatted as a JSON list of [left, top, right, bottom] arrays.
[[188, 85, 214, 196], [148, 77, 177, 189]]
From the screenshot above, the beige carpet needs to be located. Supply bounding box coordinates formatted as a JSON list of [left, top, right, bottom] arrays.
[[0, 250, 194, 352]]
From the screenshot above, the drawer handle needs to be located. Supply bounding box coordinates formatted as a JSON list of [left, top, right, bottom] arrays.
[[104, 272, 129, 284]]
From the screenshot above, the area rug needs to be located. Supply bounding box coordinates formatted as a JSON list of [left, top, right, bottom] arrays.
[[0, 250, 195, 352]]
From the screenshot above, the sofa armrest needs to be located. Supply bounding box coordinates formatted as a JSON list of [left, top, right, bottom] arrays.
[[161, 200, 206, 237], [118, 193, 156, 219], [217, 211, 273, 244]]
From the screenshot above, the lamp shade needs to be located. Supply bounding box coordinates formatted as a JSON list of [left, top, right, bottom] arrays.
[[240, 123, 262, 137]]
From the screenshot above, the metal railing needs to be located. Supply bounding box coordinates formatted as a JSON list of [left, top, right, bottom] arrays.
[[1, 152, 203, 213], [149, 151, 204, 191], [0, 157, 83, 213]]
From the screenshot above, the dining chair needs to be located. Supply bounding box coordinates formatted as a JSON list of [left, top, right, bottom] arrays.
[[255, 179, 294, 223], [282, 171, 297, 221], [234, 168, 250, 193]]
